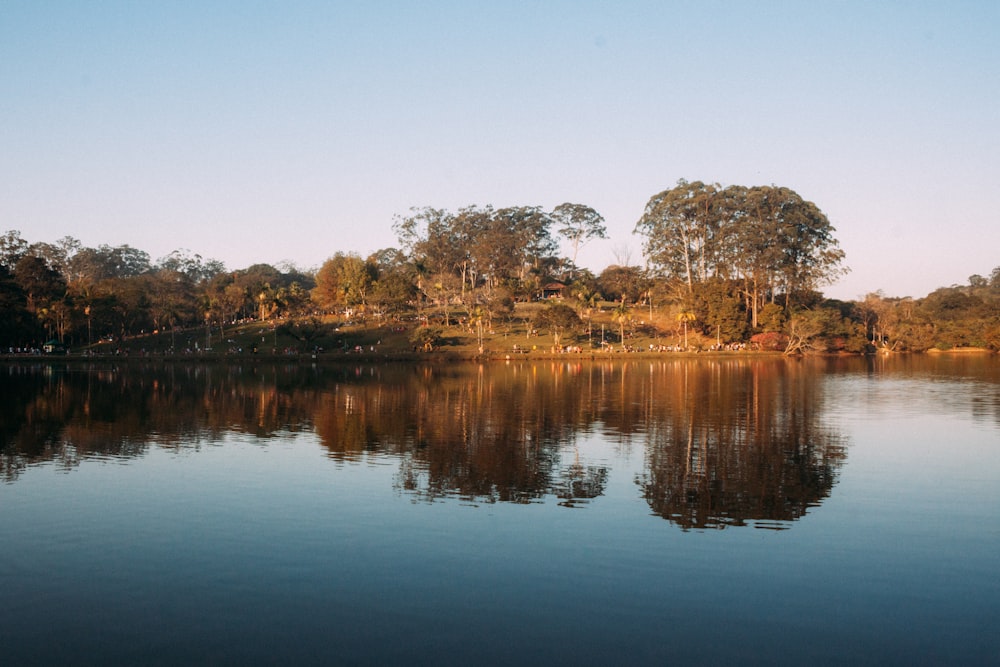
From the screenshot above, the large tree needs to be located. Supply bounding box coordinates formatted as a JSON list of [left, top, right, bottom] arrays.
[[395, 204, 557, 297], [0, 230, 29, 270], [532, 303, 581, 349], [0, 265, 35, 345], [393, 206, 473, 302], [635, 180, 721, 293], [551, 203, 607, 276], [13, 255, 67, 319], [312, 253, 376, 314], [635, 181, 846, 328]]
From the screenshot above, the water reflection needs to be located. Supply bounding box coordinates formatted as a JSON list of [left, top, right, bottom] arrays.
[[1, 359, 853, 528], [637, 361, 846, 529]]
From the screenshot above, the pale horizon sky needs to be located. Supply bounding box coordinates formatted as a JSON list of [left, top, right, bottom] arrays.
[[2, 1, 997, 300]]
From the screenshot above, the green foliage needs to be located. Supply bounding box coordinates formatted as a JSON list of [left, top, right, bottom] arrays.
[[370, 271, 417, 319], [531, 303, 581, 347], [0, 230, 29, 270], [0, 214, 994, 355], [635, 181, 847, 327], [277, 316, 331, 347], [0, 265, 36, 343], [394, 204, 560, 296], [312, 253, 376, 312], [750, 331, 788, 351], [409, 326, 443, 351], [478, 288, 515, 331], [919, 287, 985, 322], [756, 303, 786, 332], [552, 202, 607, 271], [691, 278, 747, 343], [597, 265, 647, 303], [783, 307, 866, 354]]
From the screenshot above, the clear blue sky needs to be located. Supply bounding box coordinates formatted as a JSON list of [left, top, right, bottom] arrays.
[[2, 1, 997, 299]]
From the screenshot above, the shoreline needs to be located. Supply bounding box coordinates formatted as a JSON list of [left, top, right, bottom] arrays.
[[3, 348, 993, 366]]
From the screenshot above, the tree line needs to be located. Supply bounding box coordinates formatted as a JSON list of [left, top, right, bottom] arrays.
[[1, 179, 997, 352]]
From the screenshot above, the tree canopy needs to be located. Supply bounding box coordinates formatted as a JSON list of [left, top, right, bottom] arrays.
[[635, 180, 847, 326]]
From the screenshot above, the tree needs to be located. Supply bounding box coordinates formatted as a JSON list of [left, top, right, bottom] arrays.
[[147, 269, 197, 346], [858, 291, 901, 350], [469, 305, 487, 351], [572, 283, 601, 344], [156, 249, 225, 284], [735, 186, 847, 314], [277, 316, 328, 348], [25, 240, 74, 274], [106, 277, 152, 339], [531, 303, 580, 349], [13, 255, 66, 318], [395, 204, 557, 297], [369, 270, 417, 319], [635, 180, 721, 293], [64, 244, 151, 283], [692, 278, 746, 345], [478, 287, 515, 332], [409, 326, 443, 351], [598, 264, 646, 303], [466, 205, 555, 291], [0, 265, 35, 345], [0, 230, 28, 270], [393, 207, 473, 303], [636, 182, 847, 328], [552, 203, 607, 276], [613, 299, 632, 347], [675, 309, 696, 349], [208, 278, 249, 327], [312, 253, 376, 314]]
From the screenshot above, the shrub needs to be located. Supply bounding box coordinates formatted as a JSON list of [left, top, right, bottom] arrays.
[[750, 331, 789, 351]]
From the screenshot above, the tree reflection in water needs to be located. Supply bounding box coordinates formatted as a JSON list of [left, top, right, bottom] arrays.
[[636, 360, 847, 530], [1, 359, 846, 528]]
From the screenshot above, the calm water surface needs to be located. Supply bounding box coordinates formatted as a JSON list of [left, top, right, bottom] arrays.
[[2, 356, 998, 665]]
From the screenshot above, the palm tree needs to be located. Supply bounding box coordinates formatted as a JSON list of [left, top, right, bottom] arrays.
[[613, 298, 631, 350], [470, 306, 486, 352], [676, 310, 697, 349], [574, 286, 601, 345]]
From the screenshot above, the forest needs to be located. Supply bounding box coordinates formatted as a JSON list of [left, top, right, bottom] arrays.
[[2, 180, 998, 355]]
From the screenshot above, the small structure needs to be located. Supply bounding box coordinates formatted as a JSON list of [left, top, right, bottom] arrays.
[[541, 282, 567, 299], [43, 339, 67, 354]]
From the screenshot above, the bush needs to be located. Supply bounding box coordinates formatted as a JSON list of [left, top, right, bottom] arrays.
[[750, 331, 789, 351], [409, 326, 443, 351]]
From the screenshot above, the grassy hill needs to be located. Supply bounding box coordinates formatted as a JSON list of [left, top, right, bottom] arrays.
[[78, 300, 745, 361]]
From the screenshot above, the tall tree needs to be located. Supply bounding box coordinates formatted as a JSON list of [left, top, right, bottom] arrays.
[[0, 265, 34, 345], [467, 205, 555, 290], [635, 180, 721, 293], [394, 206, 473, 299], [552, 203, 607, 276], [531, 303, 580, 349], [312, 253, 376, 313], [598, 264, 646, 304], [156, 249, 225, 284], [733, 186, 845, 326], [0, 230, 28, 270], [13, 255, 66, 318], [65, 244, 151, 283], [636, 181, 847, 329]]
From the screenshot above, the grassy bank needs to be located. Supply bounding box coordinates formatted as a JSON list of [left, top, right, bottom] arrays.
[[23, 301, 780, 362]]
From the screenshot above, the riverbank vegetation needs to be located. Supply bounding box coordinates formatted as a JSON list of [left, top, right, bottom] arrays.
[[2, 180, 997, 356]]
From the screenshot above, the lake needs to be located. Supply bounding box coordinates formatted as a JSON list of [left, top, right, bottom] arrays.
[[2, 355, 998, 665]]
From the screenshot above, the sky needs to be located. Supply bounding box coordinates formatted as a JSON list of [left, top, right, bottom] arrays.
[[2, 0, 997, 300]]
